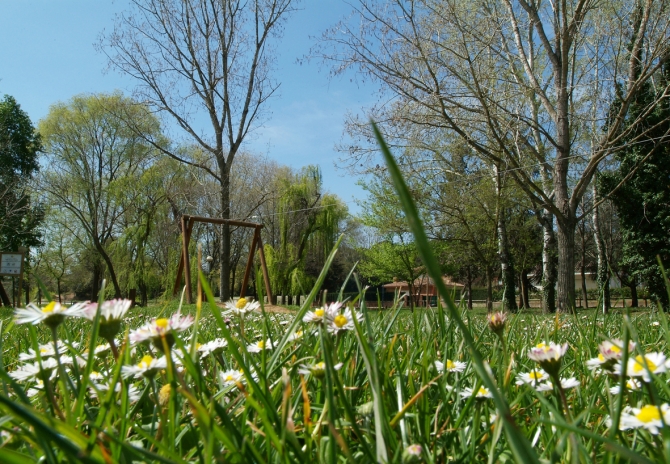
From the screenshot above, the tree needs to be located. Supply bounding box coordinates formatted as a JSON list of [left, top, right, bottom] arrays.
[[39, 93, 163, 299], [0, 95, 43, 252], [601, 62, 670, 308], [319, 0, 670, 312], [102, 0, 298, 301]]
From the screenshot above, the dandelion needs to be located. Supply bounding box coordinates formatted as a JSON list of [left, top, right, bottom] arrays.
[[327, 308, 356, 334], [434, 359, 467, 373], [527, 341, 568, 376], [14, 301, 88, 329], [515, 369, 549, 386], [121, 355, 168, 379], [616, 352, 667, 382], [225, 297, 260, 316], [609, 378, 641, 395], [460, 385, 493, 400], [619, 404, 670, 434], [129, 313, 194, 352], [247, 339, 274, 353]]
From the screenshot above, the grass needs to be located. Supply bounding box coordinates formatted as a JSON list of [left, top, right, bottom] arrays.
[[0, 292, 669, 463]]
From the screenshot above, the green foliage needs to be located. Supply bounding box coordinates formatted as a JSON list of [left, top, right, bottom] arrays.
[[601, 63, 670, 307], [0, 95, 44, 251]]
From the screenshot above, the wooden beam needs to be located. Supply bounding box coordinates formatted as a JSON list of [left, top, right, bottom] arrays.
[[183, 215, 262, 229]]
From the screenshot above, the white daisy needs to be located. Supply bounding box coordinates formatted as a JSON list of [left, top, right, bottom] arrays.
[[619, 404, 670, 434], [18, 342, 68, 361], [586, 340, 635, 371], [220, 369, 244, 387], [303, 302, 342, 324], [90, 381, 141, 403], [615, 352, 667, 382], [460, 386, 493, 399], [225, 297, 260, 316], [327, 308, 356, 335], [14, 301, 89, 328], [84, 299, 132, 323], [9, 358, 59, 383], [287, 329, 305, 342], [121, 355, 168, 379], [609, 378, 641, 395], [197, 338, 228, 357], [534, 377, 580, 392], [435, 359, 467, 373], [527, 341, 568, 375], [129, 313, 194, 350], [515, 369, 549, 386], [298, 361, 343, 379], [247, 339, 274, 353]]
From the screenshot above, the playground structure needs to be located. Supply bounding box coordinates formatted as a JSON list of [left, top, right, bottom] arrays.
[[172, 215, 273, 305]]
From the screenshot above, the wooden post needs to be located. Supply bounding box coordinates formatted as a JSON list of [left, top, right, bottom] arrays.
[[256, 231, 273, 304], [239, 227, 259, 298]]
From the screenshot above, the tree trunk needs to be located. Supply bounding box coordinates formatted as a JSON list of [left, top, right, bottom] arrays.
[[541, 211, 557, 313], [520, 269, 530, 309], [580, 264, 588, 309], [592, 180, 610, 314], [485, 266, 493, 313], [497, 208, 517, 312], [57, 279, 62, 304], [556, 217, 576, 313], [94, 240, 122, 298], [220, 168, 231, 302], [630, 282, 639, 307]]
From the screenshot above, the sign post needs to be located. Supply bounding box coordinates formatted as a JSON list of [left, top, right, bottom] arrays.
[[0, 252, 25, 307]]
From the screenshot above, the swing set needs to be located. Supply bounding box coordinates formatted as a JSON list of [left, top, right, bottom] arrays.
[[172, 214, 273, 305]]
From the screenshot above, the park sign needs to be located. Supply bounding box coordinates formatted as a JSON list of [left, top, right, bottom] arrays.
[[0, 252, 24, 276]]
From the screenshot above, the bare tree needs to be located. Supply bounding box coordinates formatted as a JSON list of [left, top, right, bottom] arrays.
[[318, 0, 670, 311], [101, 0, 297, 301]]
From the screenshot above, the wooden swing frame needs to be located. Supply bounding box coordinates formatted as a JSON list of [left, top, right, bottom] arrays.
[[172, 214, 273, 304]]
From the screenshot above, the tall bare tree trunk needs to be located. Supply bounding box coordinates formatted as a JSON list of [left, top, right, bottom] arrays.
[[220, 170, 231, 302], [541, 211, 557, 313], [495, 165, 516, 312], [485, 266, 493, 313], [592, 177, 610, 314]]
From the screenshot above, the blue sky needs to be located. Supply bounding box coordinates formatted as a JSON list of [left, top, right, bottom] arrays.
[[0, 0, 375, 215]]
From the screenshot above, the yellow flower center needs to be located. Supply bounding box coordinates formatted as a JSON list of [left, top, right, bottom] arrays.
[[155, 318, 169, 329], [139, 355, 154, 368], [236, 298, 248, 309], [633, 355, 657, 373], [477, 387, 489, 396], [446, 360, 455, 369], [257, 340, 265, 349], [42, 302, 57, 314], [295, 330, 303, 336], [314, 309, 324, 318], [636, 405, 661, 423], [224, 374, 234, 382], [529, 371, 543, 380], [598, 354, 606, 362], [610, 345, 622, 353], [536, 343, 550, 352], [315, 362, 325, 370], [40, 348, 49, 353], [334, 314, 348, 328]]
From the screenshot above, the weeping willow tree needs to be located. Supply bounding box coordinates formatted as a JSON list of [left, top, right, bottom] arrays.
[[265, 166, 348, 302]]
